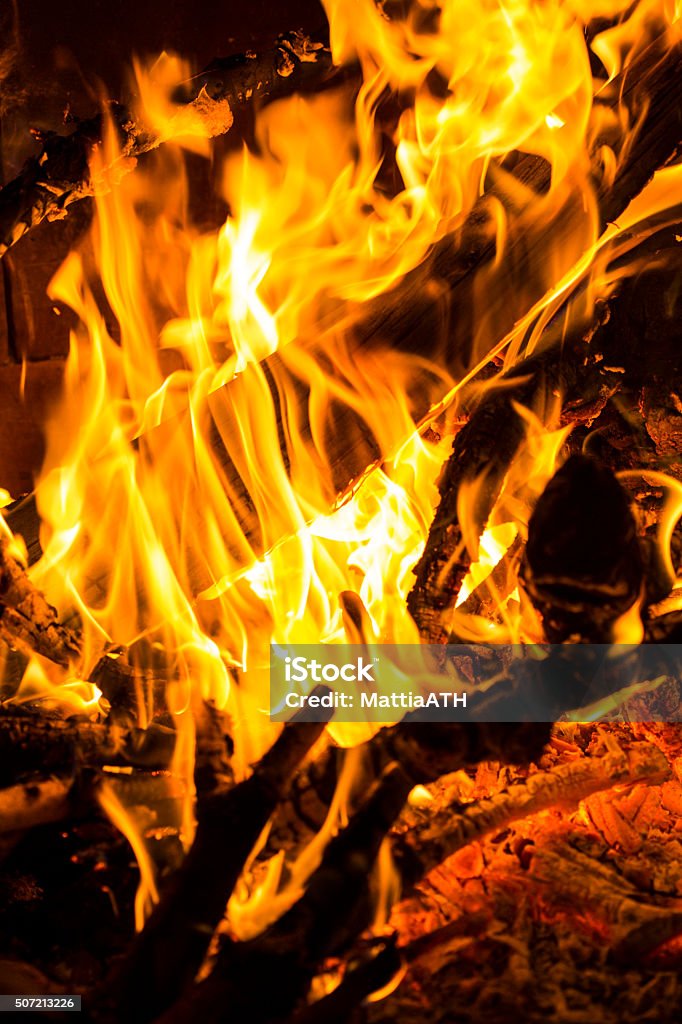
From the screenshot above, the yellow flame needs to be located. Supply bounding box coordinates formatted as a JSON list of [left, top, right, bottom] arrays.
[[2, 0, 681, 932], [450, 399, 572, 640], [98, 781, 159, 931], [7, 656, 104, 717]]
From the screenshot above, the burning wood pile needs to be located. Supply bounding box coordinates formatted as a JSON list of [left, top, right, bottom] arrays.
[[0, 1, 682, 1021]]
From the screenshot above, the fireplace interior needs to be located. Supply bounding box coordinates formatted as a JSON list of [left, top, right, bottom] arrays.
[[1, 1, 682, 1022]]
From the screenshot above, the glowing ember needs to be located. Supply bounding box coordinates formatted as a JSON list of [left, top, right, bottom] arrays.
[[1, 0, 681, 948]]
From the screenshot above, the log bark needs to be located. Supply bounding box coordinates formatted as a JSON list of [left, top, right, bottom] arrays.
[[0, 31, 335, 257], [0, 537, 80, 666], [0, 708, 176, 783]]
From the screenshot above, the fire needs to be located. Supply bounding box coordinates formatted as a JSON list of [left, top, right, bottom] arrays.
[[9, 655, 104, 718], [451, 400, 573, 640], [2, 0, 682, 933]]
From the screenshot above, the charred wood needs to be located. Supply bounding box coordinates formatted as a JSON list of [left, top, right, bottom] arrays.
[[149, 739, 668, 1024], [0, 31, 335, 257], [520, 455, 644, 643], [265, 714, 552, 861], [391, 740, 669, 889], [528, 840, 682, 963], [96, 714, 328, 1023], [407, 332, 622, 643], [0, 538, 80, 666], [153, 763, 412, 1024], [0, 708, 176, 783], [0, 770, 185, 835], [286, 939, 402, 1024]]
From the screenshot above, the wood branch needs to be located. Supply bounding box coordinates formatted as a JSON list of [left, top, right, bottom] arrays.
[[0, 708, 176, 782], [0, 769, 185, 834], [154, 763, 413, 1024], [0, 31, 335, 256], [96, 713, 328, 1024], [0, 538, 80, 666], [287, 940, 402, 1024], [264, 714, 552, 862], [391, 740, 669, 889]]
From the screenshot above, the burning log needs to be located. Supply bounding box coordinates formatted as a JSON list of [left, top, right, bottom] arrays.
[[0, 31, 335, 257], [139, 29, 682, 579], [97, 713, 329, 1023], [520, 455, 644, 643], [0, 538, 80, 666], [123, 738, 668, 1024], [265, 713, 552, 860], [406, 245, 682, 646], [0, 770, 184, 835], [2, 16, 682, 1024], [527, 840, 682, 963], [406, 317, 629, 643], [391, 740, 670, 888], [0, 707, 176, 781]]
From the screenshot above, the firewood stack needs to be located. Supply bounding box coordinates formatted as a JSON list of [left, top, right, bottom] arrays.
[[0, 2, 682, 1023]]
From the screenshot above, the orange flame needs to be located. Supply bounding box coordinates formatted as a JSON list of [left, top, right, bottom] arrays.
[[2, 0, 681, 926]]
